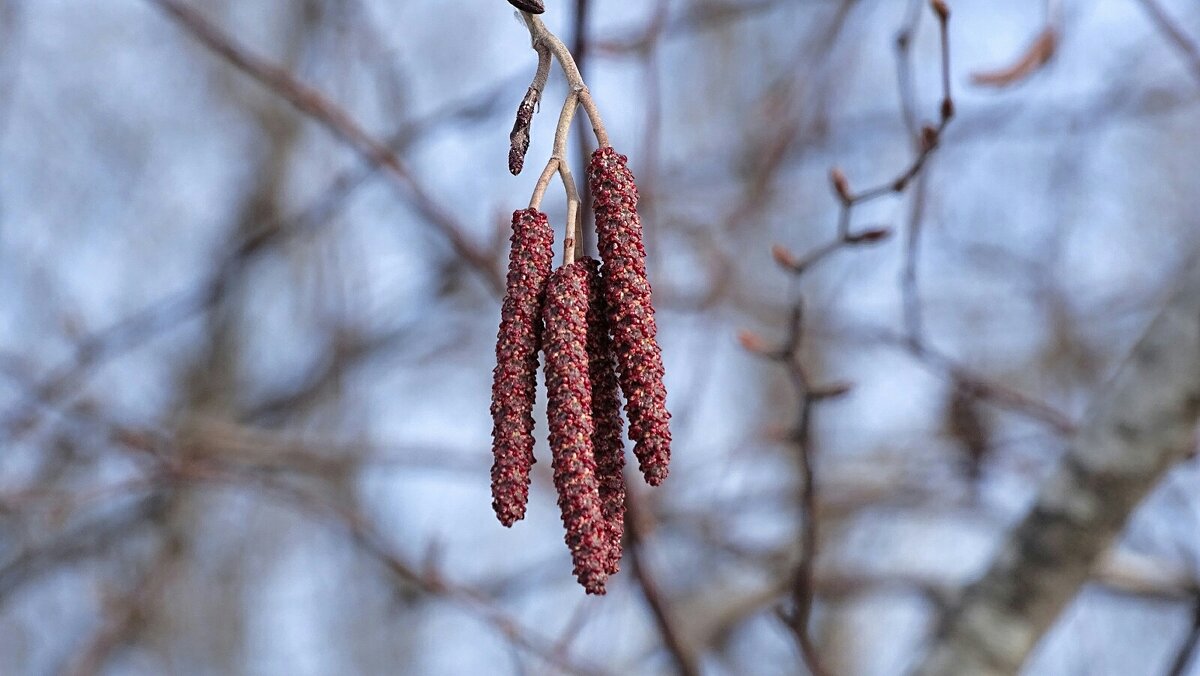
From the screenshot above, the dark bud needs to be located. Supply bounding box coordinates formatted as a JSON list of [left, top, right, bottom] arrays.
[[830, 167, 853, 204], [847, 227, 892, 244], [508, 86, 539, 176], [508, 0, 546, 14], [920, 125, 940, 152], [941, 98, 955, 121]]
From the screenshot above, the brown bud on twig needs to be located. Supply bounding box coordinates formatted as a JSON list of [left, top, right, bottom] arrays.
[[588, 146, 672, 486], [582, 258, 627, 575], [811, 381, 855, 400], [508, 0, 545, 14], [544, 261, 609, 594], [846, 227, 893, 244], [830, 167, 853, 204], [771, 244, 800, 272], [941, 97, 956, 121], [490, 209, 555, 527], [737, 329, 771, 356], [920, 125, 940, 152], [931, 0, 950, 20], [509, 86, 539, 175]]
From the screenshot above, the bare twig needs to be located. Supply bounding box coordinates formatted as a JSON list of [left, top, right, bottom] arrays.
[[972, 0, 1062, 89], [1134, 0, 1200, 87], [1167, 595, 1200, 676], [749, 3, 955, 672], [518, 11, 606, 261], [624, 491, 702, 676], [520, 13, 610, 148], [528, 90, 584, 263]]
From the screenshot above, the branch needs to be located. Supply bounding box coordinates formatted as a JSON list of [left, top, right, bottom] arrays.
[[147, 0, 502, 292], [517, 11, 606, 261], [624, 492, 701, 676], [1134, 0, 1200, 88], [913, 257, 1200, 675], [749, 4, 954, 672]]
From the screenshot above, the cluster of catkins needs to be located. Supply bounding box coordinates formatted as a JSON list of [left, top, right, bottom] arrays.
[[490, 147, 671, 594]]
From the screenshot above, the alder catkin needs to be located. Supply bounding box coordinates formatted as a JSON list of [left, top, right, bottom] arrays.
[[543, 261, 609, 594], [490, 209, 554, 527], [587, 146, 672, 486], [582, 257, 626, 575]]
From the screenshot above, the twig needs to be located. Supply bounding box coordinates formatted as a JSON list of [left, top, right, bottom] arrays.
[[528, 90, 584, 263], [63, 539, 177, 676], [894, 0, 926, 138], [126, 459, 606, 676], [518, 11, 606, 262], [624, 491, 702, 676], [749, 3, 955, 672], [1167, 595, 1200, 676], [520, 13, 610, 148], [970, 0, 1060, 89], [741, 307, 847, 676], [1134, 0, 1200, 88]]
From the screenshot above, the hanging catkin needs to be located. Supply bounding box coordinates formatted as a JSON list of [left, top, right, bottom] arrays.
[[490, 208, 554, 527], [582, 257, 626, 574], [588, 147, 672, 486], [543, 261, 609, 594]]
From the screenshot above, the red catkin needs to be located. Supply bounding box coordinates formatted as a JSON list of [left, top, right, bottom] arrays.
[[582, 257, 626, 575], [490, 209, 554, 527], [587, 146, 672, 486], [543, 262, 609, 594]]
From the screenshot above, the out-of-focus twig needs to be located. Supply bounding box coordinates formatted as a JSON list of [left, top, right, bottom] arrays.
[[746, 4, 955, 673], [624, 491, 702, 676], [973, 0, 1061, 88], [147, 0, 502, 292], [1134, 0, 1200, 87]]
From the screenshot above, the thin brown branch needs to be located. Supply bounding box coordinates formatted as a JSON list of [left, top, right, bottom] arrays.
[[129, 459, 606, 676], [624, 491, 702, 676], [749, 3, 955, 672], [971, 27, 1057, 88]]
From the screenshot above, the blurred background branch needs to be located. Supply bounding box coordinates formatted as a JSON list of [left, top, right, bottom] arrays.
[[1, 1, 1199, 674]]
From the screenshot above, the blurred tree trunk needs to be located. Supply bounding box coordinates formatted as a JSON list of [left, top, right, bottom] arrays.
[[914, 256, 1200, 675]]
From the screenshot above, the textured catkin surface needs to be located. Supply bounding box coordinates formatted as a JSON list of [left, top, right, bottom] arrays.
[[490, 209, 554, 527], [543, 262, 609, 594], [582, 257, 627, 575], [588, 146, 672, 486]]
